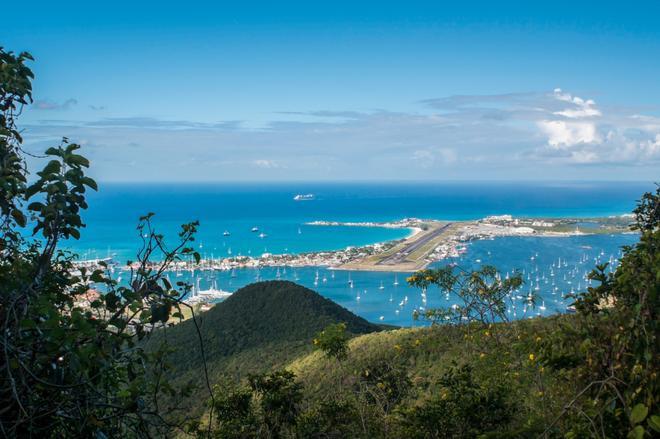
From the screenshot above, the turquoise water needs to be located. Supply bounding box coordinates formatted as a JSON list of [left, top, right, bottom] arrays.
[[72, 181, 646, 262], [75, 181, 647, 326], [107, 233, 637, 326]]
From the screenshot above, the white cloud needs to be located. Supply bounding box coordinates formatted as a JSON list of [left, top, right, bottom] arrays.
[[252, 159, 281, 169], [537, 120, 600, 148], [20, 88, 660, 181], [412, 148, 457, 168], [34, 98, 78, 111], [534, 88, 660, 165], [551, 88, 601, 118]]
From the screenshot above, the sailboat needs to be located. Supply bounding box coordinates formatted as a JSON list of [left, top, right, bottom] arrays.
[[393, 274, 399, 286]]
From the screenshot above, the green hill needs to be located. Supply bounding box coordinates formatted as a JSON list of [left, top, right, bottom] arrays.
[[150, 281, 383, 410]]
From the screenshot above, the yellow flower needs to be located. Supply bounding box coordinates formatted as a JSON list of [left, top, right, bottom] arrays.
[[529, 353, 535, 361], [537, 391, 544, 397], [414, 339, 421, 346], [484, 330, 490, 337], [394, 344, 402, 350], [480, 353, 486, 359], [535, 336, 542, 342]]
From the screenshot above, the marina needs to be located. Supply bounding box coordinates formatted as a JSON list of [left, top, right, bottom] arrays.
[[101, 232, 637, 326]]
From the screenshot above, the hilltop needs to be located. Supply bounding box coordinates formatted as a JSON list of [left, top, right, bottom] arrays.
[[149, 281, 383, 412]]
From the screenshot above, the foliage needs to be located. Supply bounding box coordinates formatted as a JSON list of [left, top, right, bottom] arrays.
[[0, 47, 202, 437], [543, 185, 659, 438], [295, 399, 361, 438], [202, 370, 304, 439], [395, 364, 515, 438], [205, 382, 257, 438], [249, 370, 303, 437], [313, 322, 350, 360], [407, 265, 526, 326]]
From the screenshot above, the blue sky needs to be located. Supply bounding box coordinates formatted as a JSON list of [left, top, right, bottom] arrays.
[[3, 1, 660, 181]]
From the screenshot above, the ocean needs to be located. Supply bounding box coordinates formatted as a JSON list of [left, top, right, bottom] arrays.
[[69, 181, 647, 326]]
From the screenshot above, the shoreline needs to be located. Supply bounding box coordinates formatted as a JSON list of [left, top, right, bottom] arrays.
[[78, 214, 634, 274]]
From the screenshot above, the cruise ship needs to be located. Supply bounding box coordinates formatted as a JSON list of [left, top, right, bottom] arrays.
[[293, 193, 315, 201]]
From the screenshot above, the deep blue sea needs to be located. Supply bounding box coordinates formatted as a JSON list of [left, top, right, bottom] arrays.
[[69, 181, 646, 326]]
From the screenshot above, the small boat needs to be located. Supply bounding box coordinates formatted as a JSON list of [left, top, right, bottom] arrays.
[[223, 230, 230, 236], [293, 194, 315, 201], [259, 232, 267, 239], [251, 227, 259, 232]]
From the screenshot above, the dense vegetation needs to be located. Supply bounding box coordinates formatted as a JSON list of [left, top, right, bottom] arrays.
[[1, 47, 202, 437], [148, 280, 381, 417], [2, 46, 657, 438]]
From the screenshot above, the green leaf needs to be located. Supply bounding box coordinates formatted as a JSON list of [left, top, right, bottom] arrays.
[[648, 415, 660, 432], [44, 146, 61, 156], [11, 209, 26, 227], [19, 319, 37, 329], [627, 425, 644, 439], [41, 159, 61, 175], [82, 176, 98, 190], [631, 404, 649, 424], [68, 154, 90, 167]]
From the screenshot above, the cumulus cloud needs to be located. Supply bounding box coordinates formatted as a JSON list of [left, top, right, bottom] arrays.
[[537, 120, 600, 148], [533, 88, 660, 165]]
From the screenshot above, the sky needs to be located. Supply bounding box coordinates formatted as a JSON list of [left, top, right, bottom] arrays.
[[3, 1, 660, 182]]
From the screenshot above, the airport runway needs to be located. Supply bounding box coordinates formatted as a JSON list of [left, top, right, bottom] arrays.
[[376, 222, 453, 266]]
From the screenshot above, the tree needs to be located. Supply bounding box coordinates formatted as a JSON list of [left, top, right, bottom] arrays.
[[395, 364, 514, 438], [407, 265, 526, 326], [248, 370, 303, 438], [313, 322, 350, 360], [543, 185, 659, 438], [1, 47, 204, 437]]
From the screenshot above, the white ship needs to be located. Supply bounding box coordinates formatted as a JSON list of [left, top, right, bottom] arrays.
[[293, 193, 315, 201]]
